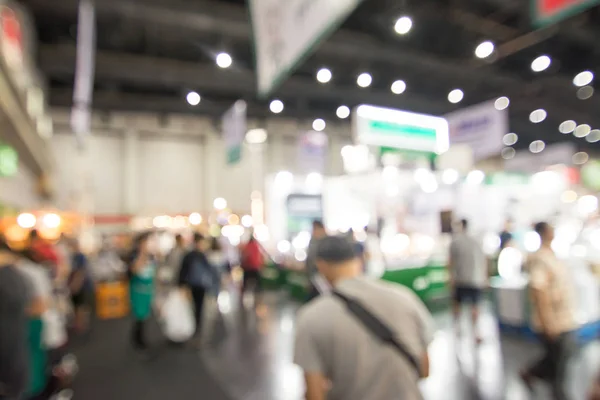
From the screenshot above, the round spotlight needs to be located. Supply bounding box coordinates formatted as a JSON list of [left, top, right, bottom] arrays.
[[189, 212, 202, 225], [586, 129, 600, 143], [216, 52, 232, 68], [466, 170, 485, 185], [573, 71, 594, 87], [42, 213, 61, 229], [573, 152, 589, 165], [17, 213, 36, 229], [246, 128, 268, 144], [475, 41, 494, 59], [336, 105, 350, 119], [577, 86, 594, 100], [316, 68, 332, 84], [574, 124, 591, 138], [213, 197, 227, 210], [501, 147, 516, 160], [503, 133, 518, 146], [357, 72, 372, 88], [391, 80, 406, 94], [448, 89, 464, 104], [529, 140, 545, 153], [186, 91, 201, 106], [269, 99, 284, 114], [394, 16, 412, 35], [442, 169, 459, 185], [529, 109, 547, 123], [312, 118, 326, 132], [531, 55, 551, 72], [494, 96, 510, 110], [559, 120, 576, 134]]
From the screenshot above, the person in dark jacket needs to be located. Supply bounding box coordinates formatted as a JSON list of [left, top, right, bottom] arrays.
[[178, 233, 219, 346]]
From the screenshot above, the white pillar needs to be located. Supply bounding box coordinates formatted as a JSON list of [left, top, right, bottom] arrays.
[[123, 130, 139, 214]]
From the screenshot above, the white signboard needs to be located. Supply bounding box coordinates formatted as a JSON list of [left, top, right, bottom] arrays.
[[297, 130, 328, 173], [445, 100, 508, 160], [249, 0, 363, 97], [505, 142, 575, 173], [222, 100, 247, 165]]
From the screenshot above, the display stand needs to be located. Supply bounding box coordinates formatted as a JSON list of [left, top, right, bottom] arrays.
[[381, 264, 450, 306]]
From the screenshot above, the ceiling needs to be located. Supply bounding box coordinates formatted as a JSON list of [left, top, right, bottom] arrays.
[[19, 0, 600, 151]]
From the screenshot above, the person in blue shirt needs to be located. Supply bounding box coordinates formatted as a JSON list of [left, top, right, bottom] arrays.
[[68, 238, 93, 334]]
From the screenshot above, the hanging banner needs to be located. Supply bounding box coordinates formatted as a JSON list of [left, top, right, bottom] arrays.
[[445, 100, 508, 161], [531, 0, 600, 27], [297, 130, 328, 173], [249, 0, 363, 97], [222, 100, 247, 165]]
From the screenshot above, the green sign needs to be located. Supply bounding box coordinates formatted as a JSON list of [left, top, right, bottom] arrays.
[[581, 160, 600, 191], [0, 144, 18, 177], [485, 172, 530, 186], [531, 0, 600, 27]]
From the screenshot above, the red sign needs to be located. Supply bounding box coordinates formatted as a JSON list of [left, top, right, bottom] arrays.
[[532, 0, 600, 26], [0, 6, 23, 69]]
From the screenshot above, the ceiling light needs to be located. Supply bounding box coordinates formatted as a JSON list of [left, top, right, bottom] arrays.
[[529, 109, 547, 123], [559, 120, 576, 134], [475, 41, 494, 59], [586, 129, 600, 143], [574, 124, 591, 138], [529, 140, 545, 153], [391, 80, 406, 94], [577, 86, 594, 100], [245, 128, 268, 144], [269, 99, 284, 114], [394, 16, 412, 35], [573, 71, 594, 87], [531, 55, 551, 72], [216, 52, 232, 68], [573, 152, 589, 165], [494, 96, 510, 110], [336, 105, 350, 119], [448, 89, 464, 104], [503, 133, 518, 146], [357, 72, 372, 88], [501, 147, 516, 160], [312, 118, 326, 132], [213, 197, 227, 210], [186, 91, 201, 106], [316, 67, 332, 83]]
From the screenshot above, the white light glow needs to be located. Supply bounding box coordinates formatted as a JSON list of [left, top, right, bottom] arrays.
[[497, 247, 523, 279], [381, 233, 410, 255], [277, 240, 291, 253], [442, 169, 459, 185], [475, 41, 494, 59], [216, 52, 232, 68], [559, 120, 576, 134], [561, 190, 578, 203], [587, 129, 600, 143], [466, 170, 485, 185], [42, 213, 61, 229], [531, 55, 551, 72], [483, 233, 501, 256], [246, 128, 268, 144], [294, 249, 307, 262], [306, 172, 323, 189], [578, 195, 598, 215], [189, 212, 202, 225], [357, 72, 372, 88], [186, 91, 201, 106], [316, 68, 332, 83], [573, 152, 589, 165], [336, 105, 350, 119], [529, 140, 545, 153], [213, 197, 227, 210], [269, 99, 284, 114], [312, 118, 326, 132], [501, 147, 516, 160], [503, 132, 518, 146], [17, 213, 36, 229], [253, 224, 270, 242], [524, 231, 541, 252], [391, 80, 406, 94], [292, 231, 311, 250], [574, 124, 591, 138], [421, 178, 438, 193], [153, 215, 171, 228], [577, 86, 594, 100], [394, 16, 412, 35], [414, 168, 431, 183], [573, 71, 594, 87], [241, 215, 253, 228], [274, 170, 294, 189], [494, 96, 510, 110], [341, 145, 353, 158], [386, 185, 400, 197], [448, 89, 464, 104], [529, 109, 547, 123]]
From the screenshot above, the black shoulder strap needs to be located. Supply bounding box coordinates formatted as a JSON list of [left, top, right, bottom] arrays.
[[333, 290, 421, 376]]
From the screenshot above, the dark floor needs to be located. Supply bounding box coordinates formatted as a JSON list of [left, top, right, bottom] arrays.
[[72, 290, 600, 400]]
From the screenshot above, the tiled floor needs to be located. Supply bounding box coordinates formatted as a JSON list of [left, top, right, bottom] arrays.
[[201, 291, 600, 400]]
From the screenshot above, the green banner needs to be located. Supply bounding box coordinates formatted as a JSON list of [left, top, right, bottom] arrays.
[[0, 143, 18, 177]]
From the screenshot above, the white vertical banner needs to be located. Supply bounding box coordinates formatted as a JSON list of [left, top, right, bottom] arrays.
[[70, 0, 96, 148], [222, 100, 247, 165], [249, 0, 363, 97], [297, 130, 328, 173], [445, 100, 508, 160]]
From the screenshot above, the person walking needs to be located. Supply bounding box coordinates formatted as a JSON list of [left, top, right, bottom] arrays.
[[178, 233, 218, 348], [294, 236, 434, 400], [448, 219, 488, 343], [239, 233, 265, 305], [164, 234, 187, 285], [520, 222, 577, 400], [305, 220, 327, 300]]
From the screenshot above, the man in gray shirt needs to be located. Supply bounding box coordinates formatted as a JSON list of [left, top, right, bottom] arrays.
[[448, 219, 488, 343], [294, 236, 434, 400]]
